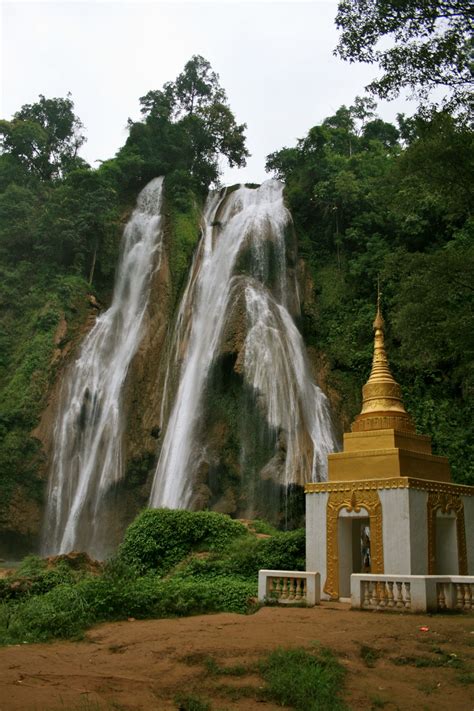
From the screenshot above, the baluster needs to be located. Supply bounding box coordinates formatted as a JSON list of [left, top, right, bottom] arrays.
[[288, 577, 295, 600], [282, 577, 289, 600], [463, 584, 471, 611], [404, 582, 411, 609], [386, 581, 394, 608], [302, 577, 308, 601], [456, 583, 464, 609], [274, 577, 281, 599], [395, 581, 404, 608], [378, 582, 386, 608], [363, 581, 370, 608], [369, 581, 376, 607], [294, 578, 301, 600], [437, 583, 446, 610]]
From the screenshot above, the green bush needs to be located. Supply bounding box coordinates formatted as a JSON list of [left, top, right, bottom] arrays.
[[222, 528, 305, 578], [119, 509, 247, 574], [0, 584, 92, 644], [0, 556, 77, 602], [0, 571, 257, 645]]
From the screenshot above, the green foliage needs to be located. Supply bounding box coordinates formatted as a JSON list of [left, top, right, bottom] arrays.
[[0, 94, 86, 181], [122, 55, 249, 193], [220, 529, 305, 579], [0, 267, 91, 520], [335, 0, 473, 111], [118, 509, 248, 574], [259, 646, 347, 711], [0, 510, 306, 646], [250, 519, 279, 535], [0, 569, 257, 646], [267, 103, 473, 484], [166, 182, 202, 301]]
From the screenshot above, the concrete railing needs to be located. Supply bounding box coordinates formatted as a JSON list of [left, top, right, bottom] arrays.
[[258, 570, 320, 607], [437, 577, 474, 611], [351, 574, 474, 613]]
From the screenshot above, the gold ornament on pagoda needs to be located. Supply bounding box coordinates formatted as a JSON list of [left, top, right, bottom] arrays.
[[327, 294, 452, 483]]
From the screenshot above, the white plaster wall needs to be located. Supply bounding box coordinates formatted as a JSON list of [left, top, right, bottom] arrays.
[[305, 493, 328, 595], [462, 495, 474, 574], [408, 489, 429, 574], [379, 489, 412, 574]]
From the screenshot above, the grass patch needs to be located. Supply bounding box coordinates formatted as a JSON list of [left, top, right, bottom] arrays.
[[360, 644, 382, 668], [179, 646, 346, 710], [259, 646, 347, 711], [214, 683, 263, 701], [457, 671, 474, 684], [174, 695, 211, 711], [204, 657, 255, 677], [392, 652, 464, 669]]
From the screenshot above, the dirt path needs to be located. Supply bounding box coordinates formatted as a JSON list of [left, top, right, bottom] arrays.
[[0, 604, 473, 711]]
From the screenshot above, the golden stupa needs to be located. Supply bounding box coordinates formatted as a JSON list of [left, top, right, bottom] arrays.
[[328, 296, 452, 482]]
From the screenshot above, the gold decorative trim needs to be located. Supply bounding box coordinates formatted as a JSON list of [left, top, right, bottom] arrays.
[[305, 477, 474, 496], [427, 491, 468, 575], [324, 488, 384, 600]]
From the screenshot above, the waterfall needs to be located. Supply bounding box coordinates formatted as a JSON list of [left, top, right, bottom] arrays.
[[42, 177, 165, 558], [150, 180, 337, 513]]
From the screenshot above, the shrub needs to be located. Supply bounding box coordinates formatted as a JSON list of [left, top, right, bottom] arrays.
[[222, 528, 305, 578], [119, 509, 247, 574], [0, 584, 92, 644], [0, 558, 76, 602]]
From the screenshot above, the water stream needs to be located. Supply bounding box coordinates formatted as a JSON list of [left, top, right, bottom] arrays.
[[42, 177, 165, 557], [150, 180, 337, 511]]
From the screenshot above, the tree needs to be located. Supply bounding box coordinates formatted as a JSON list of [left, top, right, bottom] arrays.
[[0, 94, 86, 181], [126, 55, 249, 190], [37, 168, 118, 280], [335, 0, 474, 110]]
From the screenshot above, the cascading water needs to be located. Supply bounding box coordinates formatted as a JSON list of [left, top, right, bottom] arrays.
[[150, 180, 337, 515], [42, 177, 165, 558]]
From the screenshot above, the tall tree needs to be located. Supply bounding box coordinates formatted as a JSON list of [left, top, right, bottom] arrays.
[[335, 0, 474, 110], [0, 94, 86, 181], [126, 55, 249, 190]]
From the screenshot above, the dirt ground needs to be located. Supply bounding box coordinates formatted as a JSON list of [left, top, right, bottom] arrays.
[[0, 603, 473, 711]]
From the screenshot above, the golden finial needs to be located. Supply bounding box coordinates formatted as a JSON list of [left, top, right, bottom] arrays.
[[351, 290, 415, 433], [373, 278, 384, 330]]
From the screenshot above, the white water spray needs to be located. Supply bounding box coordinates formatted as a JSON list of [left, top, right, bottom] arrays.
[[42, 177, 165, 557], [150, 181, 337, 510]]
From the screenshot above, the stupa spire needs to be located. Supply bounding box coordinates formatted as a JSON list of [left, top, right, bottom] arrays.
[[352, 290, 415, 433]]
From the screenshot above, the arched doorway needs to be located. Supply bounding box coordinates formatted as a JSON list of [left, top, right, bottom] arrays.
[[324, 488, 384, 600]]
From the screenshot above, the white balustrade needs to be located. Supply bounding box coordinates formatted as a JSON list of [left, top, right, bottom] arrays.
[[258, 570, 320, 606], [352, 574, 474, 613]]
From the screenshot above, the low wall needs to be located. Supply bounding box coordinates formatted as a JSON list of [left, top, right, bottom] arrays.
[[258, 570, 320, 607], [351, 574, 474, 612]]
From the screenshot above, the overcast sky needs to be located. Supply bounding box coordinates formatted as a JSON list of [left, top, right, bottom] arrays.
[[0, 0, 413, 185]]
